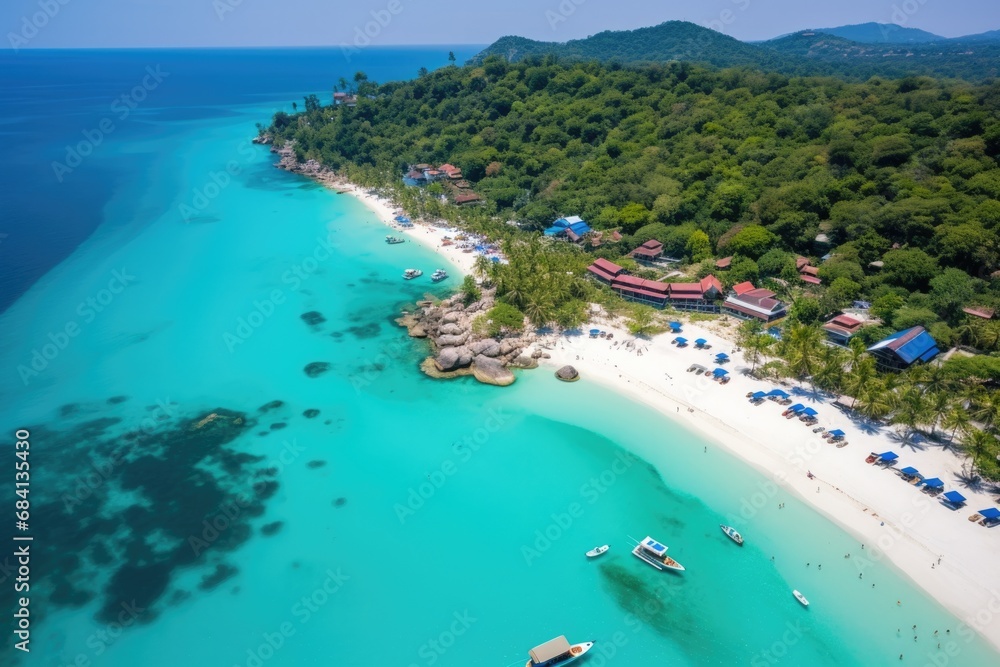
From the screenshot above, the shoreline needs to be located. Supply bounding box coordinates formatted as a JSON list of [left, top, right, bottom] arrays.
[[294, 159, 1000, 651], [535, 317, 1000, 652]]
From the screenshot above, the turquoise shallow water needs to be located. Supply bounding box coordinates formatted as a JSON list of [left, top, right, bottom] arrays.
[[2, 57, 1000, 667]]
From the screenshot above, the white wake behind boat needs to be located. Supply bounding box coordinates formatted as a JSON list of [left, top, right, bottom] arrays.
[[525, 636, 594, 667], [585, 545, 609, 558], [720, 524, 744, 545], [632, 536, 685, 572], [793, 590, 810, 607]]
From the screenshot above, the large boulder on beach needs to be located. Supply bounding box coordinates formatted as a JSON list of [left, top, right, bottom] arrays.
[[436, 333, 469, 347], [434, 346, 473, 372], [555, 365, 580, 382], [469, 338, 501, 357], [439, 323, 465, 336], [472, 355, 515, 387], [441, 312, 461, 324]]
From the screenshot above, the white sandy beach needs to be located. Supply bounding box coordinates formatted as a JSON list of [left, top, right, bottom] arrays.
[[345, 186, 1000, 651], [538, 316, 1000, 651]]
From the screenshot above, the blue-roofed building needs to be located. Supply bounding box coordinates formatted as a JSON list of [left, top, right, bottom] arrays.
[[544, 215, 592, 240], [867, 326, 940, 372]]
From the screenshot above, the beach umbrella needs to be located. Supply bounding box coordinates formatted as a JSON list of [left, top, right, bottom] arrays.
[[943, 491, 966, 504], [802, 407, 818, 417], [787, 403, 805, 412], [827, 429, 846, 438], [715, 352, 730, 360], [751, 391, 768, 400], [675, 337, 688, 345], [920, 477, 944, 489], [878, 451, 899, 462], [695, 338, 707, 346], [589, 329, 600, 335], [979, 508, 1000, 520], [768, 389, 789, 398], [899, 466, 920, 476], [713, 368, 729, 377]]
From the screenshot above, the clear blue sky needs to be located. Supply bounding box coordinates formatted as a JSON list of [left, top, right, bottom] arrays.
[[4, 0, 998, 48]]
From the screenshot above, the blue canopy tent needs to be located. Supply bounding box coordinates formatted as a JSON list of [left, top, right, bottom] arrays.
[[713, 368, 729, 378], [802, 407, 819, 417], [751, 391, 768, 400], [674, 337, 688, 346], [694, 338, 708, 347], [768, 389, 790, 399], [715, 353, 730, 362], [978, 508, 1000, 521], [787, 403, 805, 413], [877, 451, 899, 462], [827, 429, 846, 438], [669, 322, 682, 332], [394, 215, 410, 223], [589, 329, 600, 338], [919, 477, 945, 489], [899, 466, 920, 477], [943, 491, 967, 505]]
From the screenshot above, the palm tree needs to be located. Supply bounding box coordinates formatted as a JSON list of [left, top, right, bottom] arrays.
[[963, 428, 997, 475], [813, 345, 847, 393], [523, 292, 555, 328], [783, 323, 824, 386], [942, 406, 972, 449], [858, 378, 898, 421], [892, 384, 930, 442]]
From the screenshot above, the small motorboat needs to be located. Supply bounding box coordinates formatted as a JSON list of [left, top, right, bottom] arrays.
[[720, 525, 744, 545], [430, 269, 448, 283], [525, 636, 594, 667], [385, 235, 405, 244], [793, 590, 810, 607], [402, 269, 422, 280], [585, 545, 609, 558], [632, 536, 685, 572]]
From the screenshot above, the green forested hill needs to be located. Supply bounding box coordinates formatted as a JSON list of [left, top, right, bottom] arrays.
[[470, 21, 1000, 81], [268, 57, 1000, 344]]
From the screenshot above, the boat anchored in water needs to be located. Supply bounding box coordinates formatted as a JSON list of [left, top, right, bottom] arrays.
[[793, 590, 810, 607], [631, 536, 685, 572], [585, 545, 609, 558], [720, 525, 744, 545], [430, 268, 448, 282], [525, 636, 594, 667], [385, 235, 405, 244], [402, 269, 423, 280]]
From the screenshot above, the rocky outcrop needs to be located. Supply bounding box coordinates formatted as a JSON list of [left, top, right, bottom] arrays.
[[556, 365, 580, 382], [400, 288, 537, 387], [472, 355, 516, 387]]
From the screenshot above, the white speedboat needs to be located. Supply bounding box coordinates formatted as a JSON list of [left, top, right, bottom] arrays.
[[430, 268, 448, 282], [720, 525, 744, 546], [402, 269, 422, 280], [632, 536, 685, 572], [793, 590, 809, 607], [525, 636, 594, 667], [585, 545, 609, 558]]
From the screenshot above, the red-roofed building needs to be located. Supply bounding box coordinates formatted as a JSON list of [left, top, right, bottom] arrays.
[[454, 193, 482, 205], [822, 314, 866, 346], [723, 284, 787, 323], [631, 239, 664, 262], [797, 258, 822, 285], [612, 275, 671, 307], [699, 275, 723, 297], [586, 259, 625, 284], [716, 256, 732, 270], [438, 164, 463, 179], [964, 307, 995, 320]]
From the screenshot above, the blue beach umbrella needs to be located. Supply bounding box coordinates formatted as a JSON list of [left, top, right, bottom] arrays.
[[787, 403, 805, 412], [669, 322, 682, 331], [675, 337, 688, 345], [768, 389, 789, 398], [695, 338, 708, 346], [827, 429, 846, 438], [899, 466, 920, 476], [802, 407, 818, 417], [920, 477, 944, 489], [713, 368, 729, 377], [715, 352, 730, 361], [751, 391, 768, 400], [979, 508, 1000, 520], [878, 451, 899, 462], [943, 491, 966, 504]]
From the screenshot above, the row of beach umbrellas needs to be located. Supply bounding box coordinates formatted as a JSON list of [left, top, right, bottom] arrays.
[[876, 455, 1000, 521]]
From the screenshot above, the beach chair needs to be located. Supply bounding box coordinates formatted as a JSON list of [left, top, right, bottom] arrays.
[[836, 441, 849, 448], [969, 513, 983, 522]]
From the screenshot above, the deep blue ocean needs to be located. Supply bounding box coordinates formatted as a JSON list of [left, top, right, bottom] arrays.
[[1, 47, 999, 667]]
